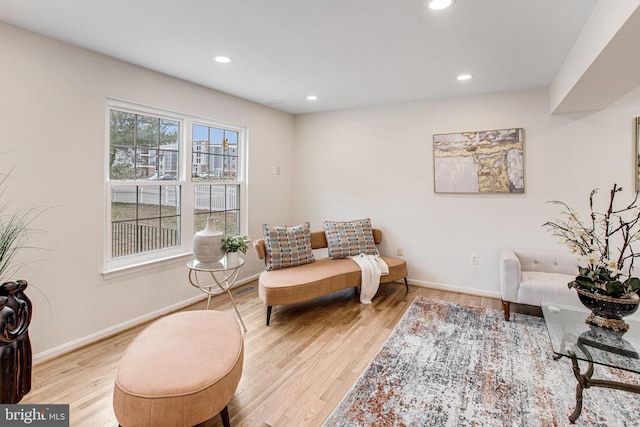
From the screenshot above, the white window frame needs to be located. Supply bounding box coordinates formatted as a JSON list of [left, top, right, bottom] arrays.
[[103, 99, 247, 277]]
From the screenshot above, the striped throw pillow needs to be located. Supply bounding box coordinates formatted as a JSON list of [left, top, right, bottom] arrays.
[[262, 222, 315, 271], [323, 218, 378, 259]]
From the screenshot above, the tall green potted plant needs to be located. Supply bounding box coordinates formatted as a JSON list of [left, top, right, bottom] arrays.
[[0, 172, 36, 403]]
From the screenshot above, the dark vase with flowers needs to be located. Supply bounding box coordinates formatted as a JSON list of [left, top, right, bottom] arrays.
[[576, 288, 639, 331], [544, 184, 640, 332]]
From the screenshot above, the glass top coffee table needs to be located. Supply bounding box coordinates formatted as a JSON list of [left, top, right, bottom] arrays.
[[541, 302, 640, 423]]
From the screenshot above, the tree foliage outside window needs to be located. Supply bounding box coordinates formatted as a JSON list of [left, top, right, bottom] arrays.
[[110, 110, 179, 181], [108, 109, 182, 259]]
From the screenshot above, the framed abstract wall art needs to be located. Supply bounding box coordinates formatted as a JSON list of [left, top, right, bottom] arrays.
[[433, 128, 524, 194]]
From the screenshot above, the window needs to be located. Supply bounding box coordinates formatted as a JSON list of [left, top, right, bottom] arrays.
[[106, 102, 246, 272], [192, 125, 241, 236]]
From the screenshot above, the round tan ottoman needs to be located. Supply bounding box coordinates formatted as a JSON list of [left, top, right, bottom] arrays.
[[113, 310, 244, 427]]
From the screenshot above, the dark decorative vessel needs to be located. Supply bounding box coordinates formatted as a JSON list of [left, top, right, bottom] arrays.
[[0, 280, 32, 403], [576, 288, 640, 332]]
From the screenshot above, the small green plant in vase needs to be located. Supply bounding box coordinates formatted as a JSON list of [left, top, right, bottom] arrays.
[[221, 235, 249, 263]]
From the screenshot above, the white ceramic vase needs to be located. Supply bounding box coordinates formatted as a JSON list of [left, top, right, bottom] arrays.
[[193, 217, 224, 264]]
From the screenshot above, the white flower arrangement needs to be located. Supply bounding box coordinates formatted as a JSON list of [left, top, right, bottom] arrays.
[[543, 184, 640, 299]]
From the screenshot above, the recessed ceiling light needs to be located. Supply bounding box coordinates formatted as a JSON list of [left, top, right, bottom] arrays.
[[214, 56, 232, 64], [428, 0, 454, 10], [457, 74, 472, 81], [306, 95, 318, 101]]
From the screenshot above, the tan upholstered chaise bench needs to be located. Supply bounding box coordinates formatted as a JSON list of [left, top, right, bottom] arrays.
[[253, 229, 408, 325], [113, 310, 244, 427]]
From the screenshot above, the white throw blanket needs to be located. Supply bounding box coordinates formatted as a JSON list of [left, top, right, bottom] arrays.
[[349, 254, 389, 304]]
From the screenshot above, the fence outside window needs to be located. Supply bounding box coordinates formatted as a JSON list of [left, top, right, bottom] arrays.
[[111, 185, 239, 258], [111, 221, 178, 258]]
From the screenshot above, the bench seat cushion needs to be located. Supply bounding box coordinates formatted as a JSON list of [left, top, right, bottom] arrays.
[[518, 271, 577, 307], [258, 256, 407, 306]]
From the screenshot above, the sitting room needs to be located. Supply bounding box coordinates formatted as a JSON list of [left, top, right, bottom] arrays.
[[1, 0, 640, 425]]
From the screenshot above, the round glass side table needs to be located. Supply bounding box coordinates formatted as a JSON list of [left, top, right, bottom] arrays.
[[187, 256, 247, 332]]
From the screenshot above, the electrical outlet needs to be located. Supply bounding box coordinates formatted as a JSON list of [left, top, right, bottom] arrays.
[[470, 253, 479, 265], [397, 246, 404, 256]]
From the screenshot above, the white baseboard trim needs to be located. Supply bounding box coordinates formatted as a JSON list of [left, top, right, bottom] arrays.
[[407, 278, 501, 299], [33, 273, 260, 365]]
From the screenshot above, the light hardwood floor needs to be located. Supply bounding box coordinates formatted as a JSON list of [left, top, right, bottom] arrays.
[[23, 282, 537, 426]]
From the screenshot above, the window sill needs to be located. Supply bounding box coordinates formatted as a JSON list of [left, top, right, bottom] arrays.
[[102, 251, 193, 280]]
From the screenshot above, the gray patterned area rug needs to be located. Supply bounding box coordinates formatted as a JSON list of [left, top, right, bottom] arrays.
[[324, 297, 640, 426]]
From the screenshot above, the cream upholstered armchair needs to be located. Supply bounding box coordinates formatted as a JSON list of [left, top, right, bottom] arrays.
[[499, 248, 579, 321]]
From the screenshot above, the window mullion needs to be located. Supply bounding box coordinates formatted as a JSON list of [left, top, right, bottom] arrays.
[[133, 114, 138, 180]]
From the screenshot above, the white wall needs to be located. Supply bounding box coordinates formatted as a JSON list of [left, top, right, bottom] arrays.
[[0, 22, 294, 359], [293, 86, 640, 296], [4, 18, 640, 361]]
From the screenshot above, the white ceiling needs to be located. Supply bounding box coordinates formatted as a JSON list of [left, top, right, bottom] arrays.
[[0, 0, 598, 115]]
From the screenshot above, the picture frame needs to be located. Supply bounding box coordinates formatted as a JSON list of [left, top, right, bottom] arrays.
[[433, 128, 524, 194]]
